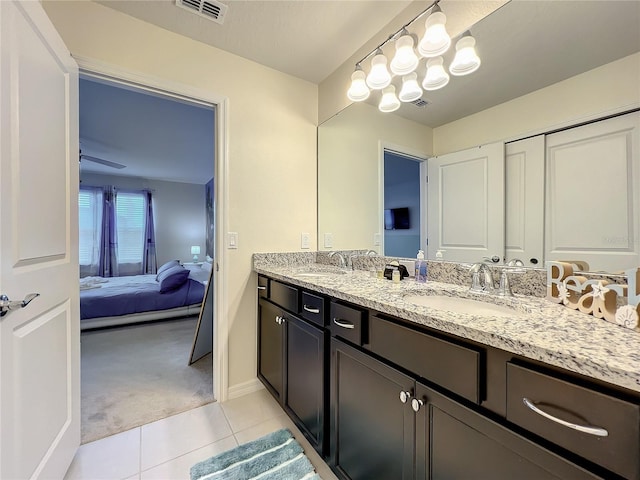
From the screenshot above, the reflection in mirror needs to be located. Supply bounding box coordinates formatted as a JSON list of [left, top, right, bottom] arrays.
[[318, 1, 640, 272]]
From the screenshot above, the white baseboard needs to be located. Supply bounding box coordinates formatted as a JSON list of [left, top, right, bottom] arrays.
[[227, 378, 264, 400]]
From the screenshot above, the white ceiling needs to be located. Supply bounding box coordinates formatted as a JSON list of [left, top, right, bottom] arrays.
[[96, 0, 414, 84], [78, 0, 640, 182], [79, 78, 215, 183]]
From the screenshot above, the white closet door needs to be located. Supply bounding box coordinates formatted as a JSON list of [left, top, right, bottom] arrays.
[[505, 136, 545, 267], [545, 112, 640, 272], [0, 1, 79, 478], [427, 142, 505, 263]]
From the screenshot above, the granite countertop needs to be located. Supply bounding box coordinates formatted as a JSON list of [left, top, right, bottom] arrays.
[[254, 262, 640, 394]]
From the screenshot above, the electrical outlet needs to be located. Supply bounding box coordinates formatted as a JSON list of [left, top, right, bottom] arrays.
[[228, 232, 238, 249], [301, 232, 310, 249], [373, 233, 381, 246], [324, 233, 333, 248]]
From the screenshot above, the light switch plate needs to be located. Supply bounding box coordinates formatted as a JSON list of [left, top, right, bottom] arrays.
[[301, 232, 310, 249], [324, 233, 333, 248], [373, 233, 381, 246], [228, 232, 238, 249]]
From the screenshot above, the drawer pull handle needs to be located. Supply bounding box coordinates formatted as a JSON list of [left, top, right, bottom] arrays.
[[411, 398, 424, 413], [303, 305, 320, 314], [333, 318, 355, 329], [522, 398, 609, 437], [257, 286, 267, 291]]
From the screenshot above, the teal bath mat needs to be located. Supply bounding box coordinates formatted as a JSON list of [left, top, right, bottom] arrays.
[[190, 428, 321, 480]]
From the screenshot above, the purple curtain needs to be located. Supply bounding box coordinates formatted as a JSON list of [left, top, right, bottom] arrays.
[[98, 186, 119, 277], [143, 190, 157, 274]]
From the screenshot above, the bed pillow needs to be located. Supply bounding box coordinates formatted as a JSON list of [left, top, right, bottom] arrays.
[[157, 265, 190, 293], [156, 260, 180, 280]]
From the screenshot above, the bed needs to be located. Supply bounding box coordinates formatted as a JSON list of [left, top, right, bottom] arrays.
[[80, 261, 209, 330]]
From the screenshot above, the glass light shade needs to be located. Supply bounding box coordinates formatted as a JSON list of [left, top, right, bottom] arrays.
[[379, 85, 400, 113], [347, 69, 370, 101], [399, 73, 423, 102], [449, 35, 481, 76], [390, 34, 419, 75], [422, 56, 450, 90], [366, 53, 392, 90], [418, 10, 451, 58]]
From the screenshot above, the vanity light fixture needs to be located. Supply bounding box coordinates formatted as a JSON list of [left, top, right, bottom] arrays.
[[347, 66, 370, 101], [417, 4, 451, 58], [422, 56, 450, 90], [366, 50, 392, 90], [399, 73, 423, 102], [345, 0, 481, 113], [449, 31, 481, 76], [379, 85, 401, 112], [390, 30, 419, 75]]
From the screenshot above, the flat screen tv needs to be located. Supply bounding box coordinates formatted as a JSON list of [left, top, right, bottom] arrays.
[[384, 207, 410, 230]]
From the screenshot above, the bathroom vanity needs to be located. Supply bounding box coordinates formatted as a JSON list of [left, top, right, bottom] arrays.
[[254, 258, 640, 480]]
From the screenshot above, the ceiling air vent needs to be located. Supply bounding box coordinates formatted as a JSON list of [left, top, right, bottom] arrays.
[[176, 0, 228, 25], [411, 98, 431, 108]]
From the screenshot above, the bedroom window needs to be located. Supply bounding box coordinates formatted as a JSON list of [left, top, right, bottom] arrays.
[[78, 188, 103, 270], [116, 192, 146, 265]]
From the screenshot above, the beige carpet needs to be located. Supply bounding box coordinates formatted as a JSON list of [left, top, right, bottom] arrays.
[[81, 317, 214, 444]]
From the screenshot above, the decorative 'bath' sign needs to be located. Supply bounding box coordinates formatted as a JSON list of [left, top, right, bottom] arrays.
[[547, 261, 640, 332]]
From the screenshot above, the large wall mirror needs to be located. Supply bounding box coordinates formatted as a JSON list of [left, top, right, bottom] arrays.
[[318, 0, 640, 272]]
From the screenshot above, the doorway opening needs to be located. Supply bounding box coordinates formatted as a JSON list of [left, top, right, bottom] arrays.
[[77, 72, 219, 443], [381, 148, 428, 258]]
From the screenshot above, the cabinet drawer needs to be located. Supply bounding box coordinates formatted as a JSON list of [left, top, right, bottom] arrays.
[[301, 291, 325, 327], [270, 280, 299, 313], [330, 302, 367, 346], [257, 276, 269, 298], [506, 362, 640, 479], [369, 316, 482, 404]]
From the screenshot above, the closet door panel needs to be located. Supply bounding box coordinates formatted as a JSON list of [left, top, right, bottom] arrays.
[[545, 112, 640, 272]]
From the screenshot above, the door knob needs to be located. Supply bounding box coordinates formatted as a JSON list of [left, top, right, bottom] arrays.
[[0, 293, 39, 317], [399, 390, 412, 404]]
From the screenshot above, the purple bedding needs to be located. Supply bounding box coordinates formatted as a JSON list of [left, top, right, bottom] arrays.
[[80, 274, 206, 320]]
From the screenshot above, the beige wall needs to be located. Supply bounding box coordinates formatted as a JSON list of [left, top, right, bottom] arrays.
[[44, 1, 318, 392], [434, 53, 640, 155], [318, 102, 431, 251]]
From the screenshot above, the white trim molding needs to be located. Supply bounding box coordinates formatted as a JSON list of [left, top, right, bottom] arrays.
[[227, 378, 265, 400], [74, 55, 230, 402]]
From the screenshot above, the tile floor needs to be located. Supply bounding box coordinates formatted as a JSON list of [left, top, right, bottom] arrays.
[[64, 389, 338, 480]]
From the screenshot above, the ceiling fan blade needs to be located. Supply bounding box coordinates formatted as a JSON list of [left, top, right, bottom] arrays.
[[81, 155, 126, 170]]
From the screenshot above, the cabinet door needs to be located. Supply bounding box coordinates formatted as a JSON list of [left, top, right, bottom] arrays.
[[330, 338, 414, 480], [414, 383, 602, 480], [258, 298, 284, 401], [285, 315, 326, 455]]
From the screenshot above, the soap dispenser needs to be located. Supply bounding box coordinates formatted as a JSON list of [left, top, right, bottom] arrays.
[[415, 250, 427, 283]]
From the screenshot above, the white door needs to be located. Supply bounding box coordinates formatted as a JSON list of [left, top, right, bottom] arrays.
[[546, 112, 640, 272], [505, 136, 545, 267], [427, 142, 505, 263], [0, 2, 79, 479]]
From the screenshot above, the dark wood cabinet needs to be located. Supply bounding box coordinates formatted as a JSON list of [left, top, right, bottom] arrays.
[[257, 274, 639, 480], [257, 293, 327, 455], [414, 383, 602, 480], [330, 338, 414, 480], [285, 313, 326, 453], [257, 298, 284, 401]]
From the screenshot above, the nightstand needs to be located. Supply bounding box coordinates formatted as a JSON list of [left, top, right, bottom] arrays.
[[183, 262, 203, 270]]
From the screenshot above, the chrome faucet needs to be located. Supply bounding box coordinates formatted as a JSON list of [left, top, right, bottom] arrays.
[[328, 251, 347, 269], [364, 250, 377, 256], [469, 262, 496, 293]]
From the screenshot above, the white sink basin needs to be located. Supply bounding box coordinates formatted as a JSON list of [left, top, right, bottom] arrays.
[[403, 294, 521, 318]]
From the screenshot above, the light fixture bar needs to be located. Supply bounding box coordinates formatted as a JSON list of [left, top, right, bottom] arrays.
[[353, 0, 440, 68]]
